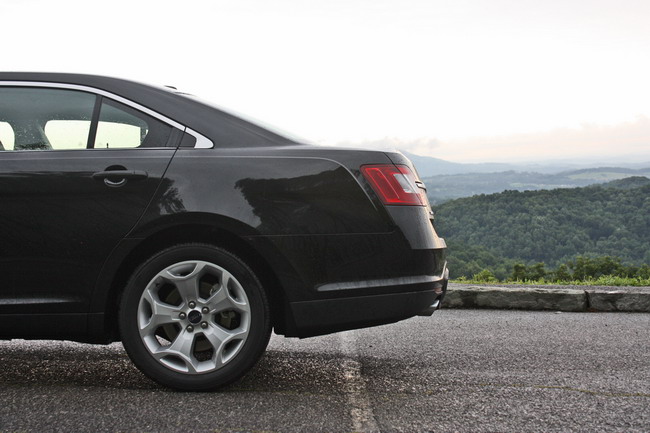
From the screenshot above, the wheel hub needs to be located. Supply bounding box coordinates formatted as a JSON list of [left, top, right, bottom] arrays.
[[187, 309, 203, 324]]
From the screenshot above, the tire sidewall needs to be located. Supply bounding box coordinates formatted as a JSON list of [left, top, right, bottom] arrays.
[[119, 244, 270, 391]]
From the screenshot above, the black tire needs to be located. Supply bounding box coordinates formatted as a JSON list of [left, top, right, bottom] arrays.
[[119, 243, 271, 391]]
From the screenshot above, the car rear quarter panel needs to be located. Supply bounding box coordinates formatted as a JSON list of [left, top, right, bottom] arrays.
[[125, 147, 444, 306]]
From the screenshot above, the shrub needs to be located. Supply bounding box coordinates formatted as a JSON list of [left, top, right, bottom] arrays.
[[473, 269, 498, 283]]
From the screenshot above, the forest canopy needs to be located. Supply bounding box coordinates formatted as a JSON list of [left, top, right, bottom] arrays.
[[433, 177, 650, 279]]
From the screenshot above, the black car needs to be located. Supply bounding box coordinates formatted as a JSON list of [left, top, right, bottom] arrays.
[[0, 73, 448, 391]]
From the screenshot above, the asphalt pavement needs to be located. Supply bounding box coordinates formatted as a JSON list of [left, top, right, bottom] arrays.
[[1, 309, 648, 432]]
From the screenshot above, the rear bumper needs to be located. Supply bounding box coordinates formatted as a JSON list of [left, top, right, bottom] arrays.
[[286, 263, 449, 338]]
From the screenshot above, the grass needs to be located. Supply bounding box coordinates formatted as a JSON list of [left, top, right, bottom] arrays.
[[453, 275, 650, 287]]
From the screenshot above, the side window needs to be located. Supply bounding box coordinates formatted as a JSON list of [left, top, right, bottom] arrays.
[[0, 121, 14, 150], [93, 99, 172, 149], [45, 120, 91, 150], [0, 87, 95, 151], [0, 87, 174, 152]]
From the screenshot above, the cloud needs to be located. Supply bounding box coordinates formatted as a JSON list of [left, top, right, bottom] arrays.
[[440, 116, 650, 162], [337, 116, 650, 163]]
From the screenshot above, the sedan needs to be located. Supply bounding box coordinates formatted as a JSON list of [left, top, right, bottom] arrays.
[[0, 73, 448, 391]]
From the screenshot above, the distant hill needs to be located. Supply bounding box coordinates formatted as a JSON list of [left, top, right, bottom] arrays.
[[564, 167, 650, 181], [400, 150, 650, 203], [402, 150, 650, 177], [434, 179, 650, 278], [421, 167, 650, 204], [403, 152, 516, 176], [602, 176, 650, 189]]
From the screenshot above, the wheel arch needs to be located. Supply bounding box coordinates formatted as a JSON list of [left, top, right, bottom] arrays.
[[91, 220, 291, 343]]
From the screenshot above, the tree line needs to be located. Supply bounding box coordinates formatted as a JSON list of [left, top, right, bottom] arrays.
[[432, 177, 650, 282], [465, 256, 650, 286]]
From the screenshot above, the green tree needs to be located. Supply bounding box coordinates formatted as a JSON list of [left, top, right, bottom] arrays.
[[552, 264, 572, 282], [473, 269, 498, 283], [512, 263, 528, 281]]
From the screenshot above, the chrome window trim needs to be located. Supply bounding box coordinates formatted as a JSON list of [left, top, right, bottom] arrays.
[[0, 81, 214, 149], [186, 128, 213, 149]]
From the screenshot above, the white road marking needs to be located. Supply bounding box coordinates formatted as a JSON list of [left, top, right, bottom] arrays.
[[340, 331, 380, 433]]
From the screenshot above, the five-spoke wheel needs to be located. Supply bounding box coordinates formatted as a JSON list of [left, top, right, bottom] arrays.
[[119, 244, 271, 391]]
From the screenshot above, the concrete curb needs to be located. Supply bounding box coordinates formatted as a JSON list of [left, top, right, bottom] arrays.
[[444, 284, 650, 312]]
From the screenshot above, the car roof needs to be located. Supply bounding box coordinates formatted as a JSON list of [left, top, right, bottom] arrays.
[[0, 72, 297, 148]]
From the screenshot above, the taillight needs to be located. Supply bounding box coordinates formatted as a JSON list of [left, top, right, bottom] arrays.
[[361, 164, 426, 206]]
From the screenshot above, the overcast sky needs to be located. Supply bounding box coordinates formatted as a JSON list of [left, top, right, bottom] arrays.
[[2, 0, 649, 163]]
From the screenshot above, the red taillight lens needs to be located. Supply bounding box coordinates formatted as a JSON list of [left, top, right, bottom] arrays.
[[361, 164, 425, 206]]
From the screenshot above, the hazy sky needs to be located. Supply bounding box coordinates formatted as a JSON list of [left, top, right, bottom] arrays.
[[2, 0, 649, 163]]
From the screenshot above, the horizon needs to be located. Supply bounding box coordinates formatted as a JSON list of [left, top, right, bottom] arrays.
[[402, 151, 650, 168]]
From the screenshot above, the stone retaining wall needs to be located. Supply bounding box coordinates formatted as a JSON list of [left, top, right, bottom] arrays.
[[443, 284, 650, 312]]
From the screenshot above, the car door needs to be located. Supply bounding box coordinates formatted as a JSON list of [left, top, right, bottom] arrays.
[[0, 85, 181, 314]]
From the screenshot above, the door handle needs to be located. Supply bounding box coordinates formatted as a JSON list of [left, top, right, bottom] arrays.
[[92, 170, 148, 187]]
